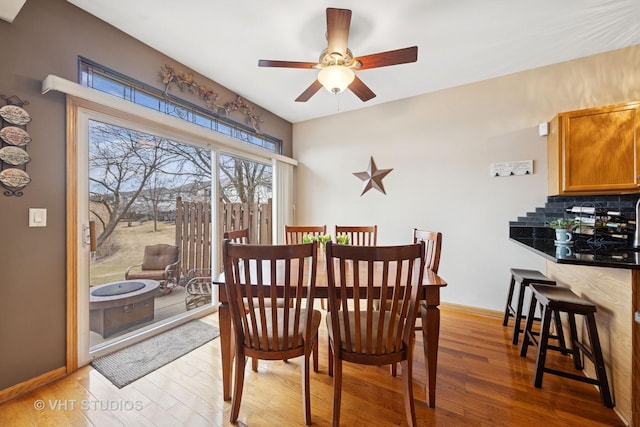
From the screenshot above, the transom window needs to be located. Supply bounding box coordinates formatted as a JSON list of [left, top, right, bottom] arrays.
[[78, 57, 282, 154]]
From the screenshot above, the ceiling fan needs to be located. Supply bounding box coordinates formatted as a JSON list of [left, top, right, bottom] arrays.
[[258, 7, 418, 102]]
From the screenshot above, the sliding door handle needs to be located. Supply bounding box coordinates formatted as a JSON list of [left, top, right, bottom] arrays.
[[89, 221, 96, 252], [83, 221, 97, 252]]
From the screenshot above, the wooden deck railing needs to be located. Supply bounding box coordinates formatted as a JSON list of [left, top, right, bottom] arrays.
[[175, 197, 272, 279]]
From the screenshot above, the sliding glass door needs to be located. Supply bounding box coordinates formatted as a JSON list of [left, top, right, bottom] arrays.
[[218, 153, 273, 246], [76, 109, 216, 365], [66, 93, 290, 367]]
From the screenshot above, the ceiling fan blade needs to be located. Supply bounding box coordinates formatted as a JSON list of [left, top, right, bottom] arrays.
[[326, 8, 351, 55], [258, 60, 317, 69], [349, 76, 376, 102], [355, 46, 418, 70], [295, 80, 323, 102]]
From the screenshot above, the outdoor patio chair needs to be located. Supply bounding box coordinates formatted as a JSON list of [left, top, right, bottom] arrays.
[[180, 231, 249, 312], [184, 268, 213, 310], [125, 244, 180, 295]]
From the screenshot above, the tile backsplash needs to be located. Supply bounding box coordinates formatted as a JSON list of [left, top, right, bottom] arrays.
[[509, 194, 640, 227]]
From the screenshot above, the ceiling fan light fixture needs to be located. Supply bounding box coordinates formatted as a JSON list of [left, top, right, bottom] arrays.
[[317, 65, 355, 94]]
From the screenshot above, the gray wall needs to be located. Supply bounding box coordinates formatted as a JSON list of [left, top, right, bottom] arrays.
[[0, 0, 292, 391]]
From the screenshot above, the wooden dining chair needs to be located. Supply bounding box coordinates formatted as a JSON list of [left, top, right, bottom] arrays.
[[383, 228, 441, 302], [223, 228, 263, 369], [324, 241, 426, 427], [286, 225, 329, 310], [222, 240, 321, 425], [335, 225, 377, 246], [285, 225, 327, 244], [413, 228, 442, 275], [390, 228, 443, 376], [223, 228, 249, 244], [223, 228, 301, 371]]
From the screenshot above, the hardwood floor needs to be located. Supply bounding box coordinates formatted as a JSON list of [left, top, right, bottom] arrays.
[[0, 307, 625, 426]]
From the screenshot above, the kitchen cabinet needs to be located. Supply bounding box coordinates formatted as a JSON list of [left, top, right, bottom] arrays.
[[548, 101, 640, 195]]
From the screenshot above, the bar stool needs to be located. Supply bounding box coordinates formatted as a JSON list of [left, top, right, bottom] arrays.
[[503, 268, 557, 345], [520, 284, 614, 408]]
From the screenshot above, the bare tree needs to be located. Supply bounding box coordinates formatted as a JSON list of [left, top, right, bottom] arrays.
[[219, 154, 272, 204], [89, 121, 273, 254], [168, 144, 272, 204], [139, 172, 172, 232], [89, 121, 187, 248]]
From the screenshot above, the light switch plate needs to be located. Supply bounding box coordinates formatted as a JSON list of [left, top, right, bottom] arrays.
[[29, 208, 47, 227], [538, 122, 549, 137]]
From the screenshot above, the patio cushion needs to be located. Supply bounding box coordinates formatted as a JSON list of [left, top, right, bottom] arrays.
[[142, 244, 179, 270]]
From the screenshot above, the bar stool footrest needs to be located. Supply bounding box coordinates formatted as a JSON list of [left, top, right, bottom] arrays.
[[546, 344, 572, 355], [522, 283, 614, 409], [542, 368, 600, 385]]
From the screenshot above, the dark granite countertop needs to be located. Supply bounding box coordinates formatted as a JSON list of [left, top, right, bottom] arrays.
[[509, 227, 640, 270]]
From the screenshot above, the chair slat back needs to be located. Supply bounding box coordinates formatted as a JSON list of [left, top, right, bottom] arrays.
[[284, 225, 327, 244], [412, 228, 442, 274], [224, 228, 250, 244], [325, 241, 425, 357], [223, 240, 317, 353], [335, 225, 377, 246]]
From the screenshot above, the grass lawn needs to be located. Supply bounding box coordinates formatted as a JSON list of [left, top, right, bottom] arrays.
[[90, 221, 176, 286]]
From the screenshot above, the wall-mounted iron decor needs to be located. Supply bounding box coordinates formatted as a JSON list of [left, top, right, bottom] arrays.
[[0, 94, 31, 196], [161, 65, 263, 132], [353, 156, 393, 196]]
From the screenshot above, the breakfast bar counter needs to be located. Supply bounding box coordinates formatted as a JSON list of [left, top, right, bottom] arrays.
[[510, 226, 639, 426], [509, 226, 640, 269]]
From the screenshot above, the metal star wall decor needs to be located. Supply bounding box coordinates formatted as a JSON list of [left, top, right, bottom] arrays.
[[353, 156, 393, 196]]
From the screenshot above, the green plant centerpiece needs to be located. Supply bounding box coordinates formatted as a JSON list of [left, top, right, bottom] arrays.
[[302, 234, 316, 244], [302, 233, 349, 250], [547, 217, 576, 245], [547, 218, 576, 230], [316, 234, 332, 249], [335, 235, 350, 245], [302, 233, 332, 250]]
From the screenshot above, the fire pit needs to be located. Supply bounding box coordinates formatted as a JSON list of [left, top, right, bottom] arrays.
[[90, 279, 160, 338]]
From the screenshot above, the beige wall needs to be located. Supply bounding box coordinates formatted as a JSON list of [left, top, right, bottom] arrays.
[[292, 45, 640, 311], [0, 0, 292, 392]]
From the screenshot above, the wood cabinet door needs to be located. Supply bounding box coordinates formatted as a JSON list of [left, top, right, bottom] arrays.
[[562, 102, 639, 193]]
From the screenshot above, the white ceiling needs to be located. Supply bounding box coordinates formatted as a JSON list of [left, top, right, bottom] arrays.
[[66, 0, 640, 124], [0, 0, 26, 23]]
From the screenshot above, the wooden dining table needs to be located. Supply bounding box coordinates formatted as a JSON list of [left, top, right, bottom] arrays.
[[213, 256, 448, 408]]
